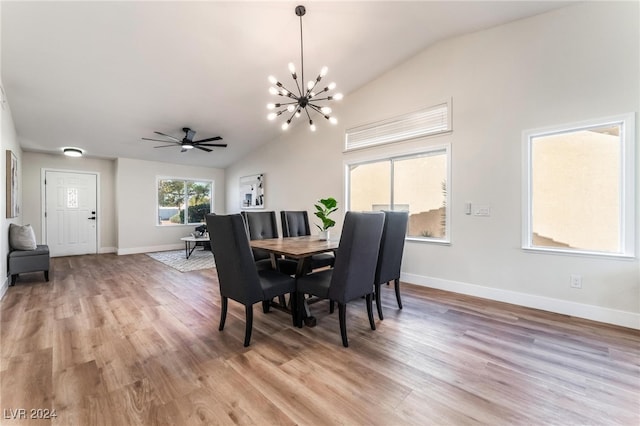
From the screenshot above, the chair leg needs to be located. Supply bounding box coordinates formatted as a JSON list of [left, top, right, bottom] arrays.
[[338, 303, 348, 347], [329, 300, 335, 314], [44, 270, 49, 282], [289, 292, 298, 327], [244, 305, 253, 347], [219, 296, 228, 331], [10, 275, 17, 286], [375, 283, 383, 320], [366, 293, 376, 330], [262, 300, 271, 313], [394, 278, 402, 309]]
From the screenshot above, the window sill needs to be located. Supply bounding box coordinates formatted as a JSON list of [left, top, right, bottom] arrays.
[[522, 246, 635, 260], [407, 237, 451, 246]]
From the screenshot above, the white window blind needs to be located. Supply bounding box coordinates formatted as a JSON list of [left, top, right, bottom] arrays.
[[345, 102, 451, 151]]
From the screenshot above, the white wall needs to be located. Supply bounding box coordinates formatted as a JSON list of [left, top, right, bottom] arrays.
[[0, 81, 23, 297], [21, 152, 117, 252], [226, 2, 640, 328], [0, 2, 24, 297], [116, 157, 225, 254]]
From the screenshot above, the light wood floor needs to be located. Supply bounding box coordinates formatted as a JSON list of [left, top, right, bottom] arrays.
[[1, 253, 639, 425]]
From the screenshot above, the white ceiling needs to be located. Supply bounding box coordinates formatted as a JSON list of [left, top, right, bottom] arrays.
[[2, 1, 572, 168]]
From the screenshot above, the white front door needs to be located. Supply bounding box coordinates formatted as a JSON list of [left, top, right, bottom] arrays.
[[45, 171, 98, 257]]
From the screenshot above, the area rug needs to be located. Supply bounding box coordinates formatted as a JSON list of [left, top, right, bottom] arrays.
[[146, 249, 215, 272]]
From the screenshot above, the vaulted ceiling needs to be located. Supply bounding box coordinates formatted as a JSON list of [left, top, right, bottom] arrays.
[[1, 1, 571, 168]]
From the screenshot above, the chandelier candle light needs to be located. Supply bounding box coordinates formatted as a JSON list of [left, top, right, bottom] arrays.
[[267, 5, 342, 131]]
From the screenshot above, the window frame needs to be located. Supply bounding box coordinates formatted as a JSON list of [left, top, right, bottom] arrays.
[[156, 176, 214, 227], [345, 143, 452, 244], [521, 113, 636, 258]]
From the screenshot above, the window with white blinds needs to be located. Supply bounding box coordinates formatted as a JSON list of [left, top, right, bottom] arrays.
[[345, 101, 451, 151]]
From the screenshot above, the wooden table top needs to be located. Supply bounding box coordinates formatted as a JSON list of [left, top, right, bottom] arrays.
[[249, 236, 338, 259]]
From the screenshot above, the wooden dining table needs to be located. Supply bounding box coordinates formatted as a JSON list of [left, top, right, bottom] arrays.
[[249, 235, 338, 326]]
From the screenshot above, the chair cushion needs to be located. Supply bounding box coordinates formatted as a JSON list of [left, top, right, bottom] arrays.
[[9, 223, 37, 250], [9, 245, 49, 258], [310, 253, 335, 270], [258, 269, 296, 300], [296, 269, 333, 299], [277, 258, 298, 276]]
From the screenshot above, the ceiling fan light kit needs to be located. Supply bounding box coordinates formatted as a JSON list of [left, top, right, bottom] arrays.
[[142, 127, 227, 153], [267, 5, 342, 132]]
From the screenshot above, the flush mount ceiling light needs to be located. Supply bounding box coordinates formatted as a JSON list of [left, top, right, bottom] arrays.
[[63, 148, 83, 157], [267, 5, 343, 132]]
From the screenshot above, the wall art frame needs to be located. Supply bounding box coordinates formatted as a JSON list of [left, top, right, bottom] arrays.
[[6, 150, 19, 218], [240, 173, 264, 209]]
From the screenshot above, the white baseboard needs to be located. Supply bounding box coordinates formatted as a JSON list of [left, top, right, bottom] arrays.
[[117, 243, 183, 255], [401, 272, 640, 330], [0, 278, 7, 300], [99, 246, 117, 254]]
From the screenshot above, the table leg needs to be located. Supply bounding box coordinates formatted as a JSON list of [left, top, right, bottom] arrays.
[[186, 241, 198, 259], [295, 258, 317, 327]]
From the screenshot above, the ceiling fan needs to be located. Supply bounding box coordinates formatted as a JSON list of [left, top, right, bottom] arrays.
[[142, 127, 227, 153]]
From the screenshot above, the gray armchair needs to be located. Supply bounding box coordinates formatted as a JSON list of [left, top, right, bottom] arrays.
[[7, 223, 50, 286]]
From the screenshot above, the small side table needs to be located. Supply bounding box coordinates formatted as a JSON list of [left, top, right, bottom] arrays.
[[180, 236, 210, 259]]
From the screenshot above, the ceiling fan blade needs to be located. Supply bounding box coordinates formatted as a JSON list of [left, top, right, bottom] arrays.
[[193, 136, 222, 143], [185, 129, 196, 142], [197, 143, 228, 148], [195, 146, 213, 152], [142, 137, 180, 143], [154, 131, 181, 142], [154, 144, 178, 148]]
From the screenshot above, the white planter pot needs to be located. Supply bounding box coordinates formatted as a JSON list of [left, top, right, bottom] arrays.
[[318, 230, 330, 241]]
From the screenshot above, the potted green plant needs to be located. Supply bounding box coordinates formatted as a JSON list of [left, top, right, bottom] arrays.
[[314, 197, 338, 240]]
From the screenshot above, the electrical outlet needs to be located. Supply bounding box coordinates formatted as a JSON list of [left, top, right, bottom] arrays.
[[570, 274, 582, 289], [473, 205, 490, 216]]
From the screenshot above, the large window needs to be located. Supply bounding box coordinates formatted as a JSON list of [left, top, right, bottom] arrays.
[[348, 146, 450, 242], [523, 114, 635, 257], [157, 178, 213, 226]]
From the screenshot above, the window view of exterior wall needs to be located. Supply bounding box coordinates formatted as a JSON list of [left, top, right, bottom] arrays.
[[157, 179, 212, 225], [349, 149, 448, 240], [530, 125, 621, 253]]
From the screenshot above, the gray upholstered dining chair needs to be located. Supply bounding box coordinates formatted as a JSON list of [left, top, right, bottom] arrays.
[[280, 210, 335, 271], [206, 214, 297, 347], [374, 211, 409, 320], [295, 211, 385, 347], [241, 211, 279, 271], [241, 210, 297, 277]]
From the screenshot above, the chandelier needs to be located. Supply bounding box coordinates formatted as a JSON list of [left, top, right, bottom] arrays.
[[267, 5, 342, 131]]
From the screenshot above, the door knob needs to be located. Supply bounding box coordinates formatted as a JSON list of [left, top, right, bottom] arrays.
[[88, 217, 96, 220]]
